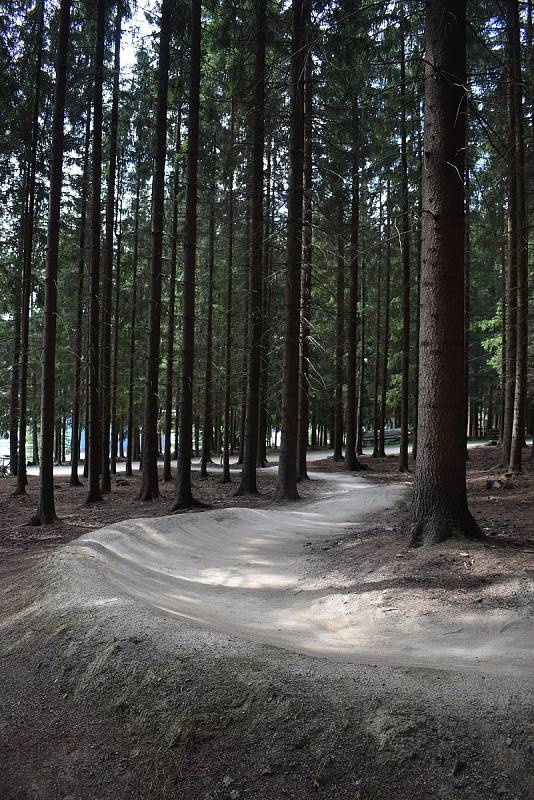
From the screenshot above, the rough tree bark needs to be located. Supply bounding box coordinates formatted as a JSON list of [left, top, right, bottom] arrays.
[[333, 200, 345, 461], [378, 182, 391, 458], [508, 0, 528, 473], [15, 0, 44, 495], [100, 6, 122, 494], [31, 0, 71, 524], [140, 0, 171, 501], [410, 0, 484, 547], [86, 0, 106, 504], [277, 0, 309, 500], [399, 12, 411, 472], [173, 0, 201, 510], [163, 108, 181, 482], [126, 157, 141, 478], [200, 140, 216, 478], [344, 97, 364, 470], [70, 99, 91, 487], [237, 0, 266, 496], [297, 56, 313, 482], [222, 100, 235, 485]]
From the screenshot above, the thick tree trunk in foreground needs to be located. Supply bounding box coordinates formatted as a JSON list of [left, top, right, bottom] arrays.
[[344, 98, 364, 470], [173, 0, 201, 510], [140, 0, 171, 501], [16, 0, 44, 494], [100, 7, 122, 494], [277, 0, 309, 500], [86, 0, 106, 504], [32, 0, 71, 524], [411, 0, 483, 547], [237, 0, 266, 495]]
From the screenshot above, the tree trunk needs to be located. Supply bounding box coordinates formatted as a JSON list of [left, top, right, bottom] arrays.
[[100, 7, 121, 494], [200, 144, 216, 477], [15, 0, 44, 495], [86, 0, 106, 504], [344, 98, 364, 470], [237, 0, 266, 496], [333, 203, 345, 461], [297, 58, 313, 481], [173, 0, 201, 510], [411, 0, 483, 547], [277, 0, 309, 500], [372, 199, 382, 458], [378, 181, 391, 457], [399, 13, 411, 472], [163, 108, 181, 482], [222, 101, 235, 484], [126, 158, 141, 478], [110, 166, 123, 476], [31, 0, 71, 524], [140, 0, 171, 501], [501, 23, 518, 468], [508, 0, 528, 473], [70, 99, 91, 487]]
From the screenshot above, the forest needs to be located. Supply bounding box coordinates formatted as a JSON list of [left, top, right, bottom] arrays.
[[1, 1, 534, 799]]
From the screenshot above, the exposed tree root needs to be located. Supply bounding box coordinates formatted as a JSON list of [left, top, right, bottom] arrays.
[[410, 510, 485, 548]]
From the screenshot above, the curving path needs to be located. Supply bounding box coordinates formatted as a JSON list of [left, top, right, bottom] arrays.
[[65, 470, 534, 676]]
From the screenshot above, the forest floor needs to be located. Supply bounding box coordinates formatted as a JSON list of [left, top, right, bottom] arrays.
[[1, 445, 534, 800]]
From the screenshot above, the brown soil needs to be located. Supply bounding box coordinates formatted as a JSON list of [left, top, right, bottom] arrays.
[[1, 447, 534, 800]]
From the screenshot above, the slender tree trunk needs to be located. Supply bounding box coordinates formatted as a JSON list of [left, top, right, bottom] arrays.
[[411, 0, 483, 547], [297, 58, 313, 481], [201, 145, 216, 477], [412, 98, 423, 460], [31, 0, 71, 524], [356, 271, 365, 455], [86, 0, 106, 504], [508, 0, 528, 473], [399, 13, 411, 472], [344, 98, 364, 470], [173, 0, 201, 510], [140, 0, 171, 501], [237, 0, 266, 495], [70, 100, 91, 486], [126, 159, 141, 477], [222, 100, 235, 484], [277, 0, 309, 500], [100, 7, 121, 494], [110, 170, 123, 476], [257, 138, 272, 469], [372, 200, 382, 458], [502, 27, 518, 468], [333, 203, 345, 461], [163, 108, 181, 482], [379, 182, 391, 457], [15, 0, 44, 495], [464, 164, 471, 459]]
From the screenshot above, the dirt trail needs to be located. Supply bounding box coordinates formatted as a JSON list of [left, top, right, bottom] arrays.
[[54, 470, 534, 676]]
